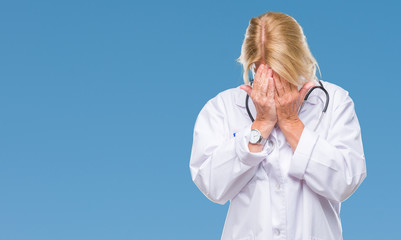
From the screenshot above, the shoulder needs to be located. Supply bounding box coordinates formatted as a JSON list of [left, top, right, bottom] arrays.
[[320, 80, 349, 98], [202, 86, 243, 110], [194, 87, 241, 129], [320, 80, 355, 112], [212, 86, 241, 101]]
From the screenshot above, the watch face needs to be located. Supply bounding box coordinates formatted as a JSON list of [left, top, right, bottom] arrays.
[[250, 129, 261, 144]]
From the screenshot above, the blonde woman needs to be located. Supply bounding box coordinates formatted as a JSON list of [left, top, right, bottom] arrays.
[[189, 11, 367, 240]]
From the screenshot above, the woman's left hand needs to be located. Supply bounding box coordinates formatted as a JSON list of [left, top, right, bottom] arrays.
[[272, 72, 315, 126]]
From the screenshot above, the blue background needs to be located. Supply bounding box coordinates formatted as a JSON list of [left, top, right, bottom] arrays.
[[0, 0, 399, 239]]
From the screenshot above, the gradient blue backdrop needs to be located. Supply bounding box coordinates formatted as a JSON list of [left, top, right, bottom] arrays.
[[0, 0, 399, 239]]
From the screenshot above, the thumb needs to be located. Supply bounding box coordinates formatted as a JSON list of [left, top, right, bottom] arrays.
[[299, 82, 315, 102], [240, 84, 252, 96]]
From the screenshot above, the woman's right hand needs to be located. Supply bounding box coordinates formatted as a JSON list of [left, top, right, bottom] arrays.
[[240, 63, 277, 127]]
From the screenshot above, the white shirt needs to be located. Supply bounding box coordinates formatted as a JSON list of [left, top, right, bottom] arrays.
[[189, 80, 367, 240]]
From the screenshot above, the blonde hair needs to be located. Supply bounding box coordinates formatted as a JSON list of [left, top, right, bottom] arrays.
[[236, 11, 322, 86]]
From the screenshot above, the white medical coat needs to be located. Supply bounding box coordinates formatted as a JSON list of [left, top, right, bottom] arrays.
[[189, 80, 367, 240]]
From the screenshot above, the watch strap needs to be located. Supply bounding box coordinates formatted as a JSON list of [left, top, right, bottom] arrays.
[[257, 137, 268, 145]]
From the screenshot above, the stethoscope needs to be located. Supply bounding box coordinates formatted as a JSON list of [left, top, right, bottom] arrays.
[[246, 76, 330, 131]]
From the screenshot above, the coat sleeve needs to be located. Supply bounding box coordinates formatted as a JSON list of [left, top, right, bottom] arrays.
[[189, 94, 272, 205], [288, 91, 367, 202]]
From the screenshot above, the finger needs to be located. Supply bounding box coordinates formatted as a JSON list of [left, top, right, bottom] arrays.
[[280, 75, 291, 93], [252, 64, 264, 92], [298, 81, 315, 102], [259, 66, 268, 96], [240, 84, 252, 96], [290, 81, 299, 94], [254, 64, 266, 95], [254, 63, 264, 85], [273, 71, 284, 97], [267, 71, 275, 100], [288, 81, 293, 92], [274, 91, 281, 106]]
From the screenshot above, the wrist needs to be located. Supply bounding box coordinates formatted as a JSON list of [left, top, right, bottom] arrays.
[[279, 117, 301, 128], [279, 118, 303, 136], [252, 120, 275, 138], [278, 118, 304, 152]]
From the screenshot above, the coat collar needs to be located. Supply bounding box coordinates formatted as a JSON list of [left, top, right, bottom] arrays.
[[234, 79, 326, 110]]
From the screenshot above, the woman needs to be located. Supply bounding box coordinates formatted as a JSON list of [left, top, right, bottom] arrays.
[[189, 11, 367, 240]]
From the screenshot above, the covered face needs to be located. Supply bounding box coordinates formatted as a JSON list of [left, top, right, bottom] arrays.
[[250, 62, 309, 91]]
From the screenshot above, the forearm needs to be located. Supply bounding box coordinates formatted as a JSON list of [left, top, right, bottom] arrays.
[[287, 125, 367, 202], [279, 118, 304, 152], [190, 120, 270, 205]]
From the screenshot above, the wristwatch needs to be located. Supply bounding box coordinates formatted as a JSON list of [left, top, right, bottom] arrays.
[[249, 129, 268, 145]]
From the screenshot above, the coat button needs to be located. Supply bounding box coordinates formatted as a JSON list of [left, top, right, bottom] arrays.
[[274, 228, 280, 235], [276, 183, 281, 190]]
